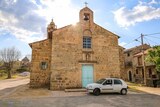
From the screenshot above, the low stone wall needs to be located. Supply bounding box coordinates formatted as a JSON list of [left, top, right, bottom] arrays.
[[30, 72, 51, 88]]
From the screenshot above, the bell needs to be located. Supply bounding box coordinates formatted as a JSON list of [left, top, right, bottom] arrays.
[[84, 15, 89, 21]]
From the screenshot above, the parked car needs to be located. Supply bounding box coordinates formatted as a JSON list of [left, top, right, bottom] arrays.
[[19, 71, 30, 76], [86, 78, 128, 96]]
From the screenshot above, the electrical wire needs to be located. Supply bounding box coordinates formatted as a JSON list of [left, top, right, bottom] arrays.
[[143, 37, 150, 46], [145, 35, 160, 40], [143, 36, 159, 45], [123, 36, 141, 46], [122, 32, 160, 48], [144, 32, 160, 36]]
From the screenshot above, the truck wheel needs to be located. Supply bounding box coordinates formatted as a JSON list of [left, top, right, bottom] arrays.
[[93, 88, 100, 96], [121, 89, 127, 95]]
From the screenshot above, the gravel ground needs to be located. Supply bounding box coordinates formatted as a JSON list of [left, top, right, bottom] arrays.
[[0, 78, 160, 107], [1, 91, 160, 107]]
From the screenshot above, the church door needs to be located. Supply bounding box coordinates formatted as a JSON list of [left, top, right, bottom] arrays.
[[82, 65, 93, 87]]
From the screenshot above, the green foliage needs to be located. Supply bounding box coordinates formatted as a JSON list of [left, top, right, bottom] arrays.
[[0, 69, 6, 73], [146, 46, 160, 72], [0, 70, 6, 78], [16, 68, 28, 73]]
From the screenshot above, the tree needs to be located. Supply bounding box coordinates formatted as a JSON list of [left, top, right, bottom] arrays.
[[0, 47, 21, 78], [146, 46, 160, 79]]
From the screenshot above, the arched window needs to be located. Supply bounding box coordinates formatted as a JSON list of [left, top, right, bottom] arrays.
[[83, 36, 91, 48]]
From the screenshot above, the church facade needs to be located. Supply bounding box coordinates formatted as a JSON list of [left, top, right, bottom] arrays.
[[29, 6, 124, 90]]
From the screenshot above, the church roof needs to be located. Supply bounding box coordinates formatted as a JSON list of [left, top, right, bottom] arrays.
[[29, 6, 120, 46], [94, 23, 120, 38], [80, 6, 93, 12], [29, 39, 48, 48], [22, 57, 29, 62]]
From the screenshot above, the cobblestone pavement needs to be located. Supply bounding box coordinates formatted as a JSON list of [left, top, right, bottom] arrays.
[[0, 90, 160, 107]]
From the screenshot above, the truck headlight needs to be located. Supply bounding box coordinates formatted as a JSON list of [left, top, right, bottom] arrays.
[[88, 85, 92, 89]]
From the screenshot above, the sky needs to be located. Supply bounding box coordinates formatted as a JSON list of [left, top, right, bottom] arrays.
[[0, 0, 160, 58]]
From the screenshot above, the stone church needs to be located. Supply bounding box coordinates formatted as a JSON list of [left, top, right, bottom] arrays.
[[29, 6, 124, 90]]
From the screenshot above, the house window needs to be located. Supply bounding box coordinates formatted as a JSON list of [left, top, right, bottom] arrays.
[[136, 69, 139, 74], [127, 53, 130, 57], [148, 68, 152, 78], [83, 37, 91, 48], [138, 56, 142, 65], [40, 62, 48, 70]]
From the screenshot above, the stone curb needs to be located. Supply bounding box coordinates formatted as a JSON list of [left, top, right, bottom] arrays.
[[65, 88, 87, 92]]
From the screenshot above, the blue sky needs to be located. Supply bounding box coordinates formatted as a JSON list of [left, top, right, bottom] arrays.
[[0, 0, 160, 58]]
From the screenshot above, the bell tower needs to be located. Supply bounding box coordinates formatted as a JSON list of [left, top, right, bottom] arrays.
[[79, 3, 94, 31], [47, 19, 57, 39]]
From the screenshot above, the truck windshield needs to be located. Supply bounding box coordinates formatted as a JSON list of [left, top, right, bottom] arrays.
[[96, 79, 106, 84]]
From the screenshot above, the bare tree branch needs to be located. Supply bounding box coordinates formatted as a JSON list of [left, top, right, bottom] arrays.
[[0, 47, 21, 78]]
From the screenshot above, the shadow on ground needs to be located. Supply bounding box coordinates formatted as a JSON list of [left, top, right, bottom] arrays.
[[0, 84, 52, 99]]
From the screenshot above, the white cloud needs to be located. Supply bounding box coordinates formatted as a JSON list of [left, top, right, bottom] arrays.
[[38, 0, 79, 28], [113, 1, 160, 27], [0, 0, 47, 43], [149, 0, 158, 4], [0, 0, 80, 43], [119, 42, 127, 47]]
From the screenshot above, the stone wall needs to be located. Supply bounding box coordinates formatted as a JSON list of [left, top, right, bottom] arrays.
[[92, 24, 120, 80], [50, 23, 121, 90], [50, 24, 83, 90], [133, 65, 157, 84], [119, 46, 126, 80], [30, 7, 123, 90], [124, 44, 151, 81], [30, 39, 52, 88]]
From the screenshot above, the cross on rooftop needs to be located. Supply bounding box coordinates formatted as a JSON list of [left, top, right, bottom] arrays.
[[84, 2, 88, 7]]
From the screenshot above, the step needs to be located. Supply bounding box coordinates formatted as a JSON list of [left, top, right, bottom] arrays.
[[65, 88, 87, 92]]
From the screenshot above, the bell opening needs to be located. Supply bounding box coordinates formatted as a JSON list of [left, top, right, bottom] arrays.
[[84, 13, 89, 21]]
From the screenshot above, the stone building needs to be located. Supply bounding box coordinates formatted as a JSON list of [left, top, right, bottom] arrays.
[[21, 56, 31, 71], [124, 44, 150, 82], [21, 57, 30, 65], [133, 49, 159, 86], [29, 6, 124, 90]]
